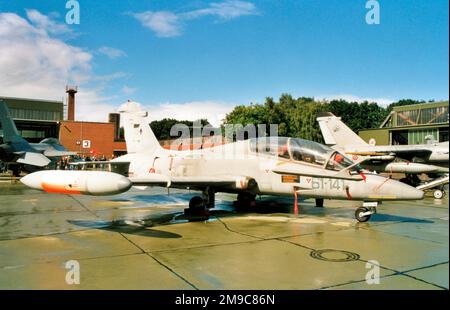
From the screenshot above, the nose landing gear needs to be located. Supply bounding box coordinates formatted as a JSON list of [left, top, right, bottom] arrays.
[[433, 189, 445, 200], [355, 202, 378, 222]]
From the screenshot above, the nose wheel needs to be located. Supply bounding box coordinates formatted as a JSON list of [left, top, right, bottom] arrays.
[[355, 203, 377, 222], [433, 189, 445, 199]]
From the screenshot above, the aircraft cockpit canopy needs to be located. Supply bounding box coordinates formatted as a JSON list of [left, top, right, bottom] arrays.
[[250, 137, 357, 172]]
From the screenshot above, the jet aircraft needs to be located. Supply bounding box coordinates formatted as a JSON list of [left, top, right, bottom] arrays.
[[317, 112, 449, 199], [0, 99, 76, 175], [21, 102, 425, 222]]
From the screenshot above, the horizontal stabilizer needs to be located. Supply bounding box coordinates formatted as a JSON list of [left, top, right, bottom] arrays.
[[16, 152, 51, 167], [43, 150, 77, 157]]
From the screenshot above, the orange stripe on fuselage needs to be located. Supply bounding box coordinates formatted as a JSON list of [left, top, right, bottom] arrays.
[[41, 182, 82, 195]]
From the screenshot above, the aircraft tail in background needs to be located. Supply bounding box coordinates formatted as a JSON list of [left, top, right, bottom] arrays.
[[0, 99, 29, 145], [118, 101, 163, 155], [316, 112, 368, 147]]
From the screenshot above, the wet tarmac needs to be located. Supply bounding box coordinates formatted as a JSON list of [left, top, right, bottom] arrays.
[[0, 180, 448, 290]]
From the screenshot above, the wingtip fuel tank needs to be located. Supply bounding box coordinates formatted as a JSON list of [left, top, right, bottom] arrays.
[[21, 170, 132, 196]]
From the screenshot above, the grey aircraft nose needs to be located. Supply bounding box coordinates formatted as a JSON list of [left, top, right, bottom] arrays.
[[375, 176, 424, 201], [393, 180, 425, 200], [358, 174, 424, 201]]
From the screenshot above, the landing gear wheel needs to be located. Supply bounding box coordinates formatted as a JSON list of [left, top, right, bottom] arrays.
[[189, 196, 205, 209], [184, 196, 210, 220], [433, 189, 444, 199], [355, 207, 371, 222], [315, 198, 324, 208], [234, 193, 257, 209]]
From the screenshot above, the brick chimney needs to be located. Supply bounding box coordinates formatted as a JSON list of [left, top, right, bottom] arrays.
[[66, 86, 78, 121]]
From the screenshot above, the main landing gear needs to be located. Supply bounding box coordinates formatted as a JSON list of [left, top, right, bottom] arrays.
[[315, 198, 324, 208], [184, 188, 215, 220], [233, 192, 257, 209], [355, 202, 378, 222]]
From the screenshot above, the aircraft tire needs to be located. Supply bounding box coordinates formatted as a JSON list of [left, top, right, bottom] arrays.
[[189, 196, 205, 209], [433, 190, 444, 200], [315, 198, 324, 208], [355, 207, 371, 222]]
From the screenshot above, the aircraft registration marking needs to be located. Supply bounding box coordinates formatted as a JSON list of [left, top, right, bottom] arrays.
[[312, 178, 346, 191], [282, 176, 346, 191]]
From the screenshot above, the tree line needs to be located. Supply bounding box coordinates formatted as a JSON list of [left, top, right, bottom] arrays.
[[150, 95, 430, 142]]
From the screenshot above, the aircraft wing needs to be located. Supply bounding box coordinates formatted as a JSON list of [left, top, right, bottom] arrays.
[[347, 147, 433, 162], [43, 150, 77, 157], [130, 174, 241, 189]]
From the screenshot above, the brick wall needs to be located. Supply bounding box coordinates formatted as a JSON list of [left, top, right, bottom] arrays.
[[59, 121, 126, 159]]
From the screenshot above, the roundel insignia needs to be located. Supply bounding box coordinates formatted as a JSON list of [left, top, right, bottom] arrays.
[[352, 155, 359, 160], [369, 138, 376, 146]]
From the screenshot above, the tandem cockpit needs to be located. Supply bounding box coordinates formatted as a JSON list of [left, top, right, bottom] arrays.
[[249, 137, 361, 173]]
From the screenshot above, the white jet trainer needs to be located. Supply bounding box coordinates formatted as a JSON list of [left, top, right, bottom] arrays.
[[22, 102, 425, 222]]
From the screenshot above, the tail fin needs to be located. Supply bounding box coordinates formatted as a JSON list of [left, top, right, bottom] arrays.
[[316, 112, 368, 147], [118, 101, 162, 154], [0, 99, 28, 144]]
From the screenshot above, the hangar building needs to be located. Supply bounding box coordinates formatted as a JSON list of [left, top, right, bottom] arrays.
[[359, 101, 449, 145], [0, 88, 127, 158], [0, 96, 63, 143]]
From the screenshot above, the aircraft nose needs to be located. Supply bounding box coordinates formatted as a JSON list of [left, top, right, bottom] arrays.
[[373, 176, 424, 201], [20, 172, 43, 190], [398, 182, 425, 200]]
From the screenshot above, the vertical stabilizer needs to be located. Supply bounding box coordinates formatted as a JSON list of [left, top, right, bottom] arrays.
[[316, 112, 368, 147], [0, 99, 28, 144], [118, 101, 162, 154]]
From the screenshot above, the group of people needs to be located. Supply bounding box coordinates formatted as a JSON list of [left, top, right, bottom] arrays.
[[55, 154, 112, 170]]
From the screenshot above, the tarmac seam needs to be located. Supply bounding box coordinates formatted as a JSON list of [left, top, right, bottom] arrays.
[[359, 223, 448, 245], [354, 256, 449, 290], [68, 195, 99, 218], [279, 238, 448, 290], [146, 252, 199, 290], [214, 217, 265, 240], [117, 231, 199, 290]]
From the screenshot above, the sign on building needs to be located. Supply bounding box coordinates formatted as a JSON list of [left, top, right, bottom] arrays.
[[82, 140, 91, 148]]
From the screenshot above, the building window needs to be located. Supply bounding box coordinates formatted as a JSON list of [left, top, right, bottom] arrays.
[[396, 109, 420, 126], [396, 106, 449, 127], [9, 108, 61, 121], [20, 130, 45, 139], [420, 106, 449, 125], [439, 127, 449, 143], [408, 129, 438, 145]]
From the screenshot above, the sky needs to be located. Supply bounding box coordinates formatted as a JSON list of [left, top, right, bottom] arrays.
[[0, 0, 448, 125]]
